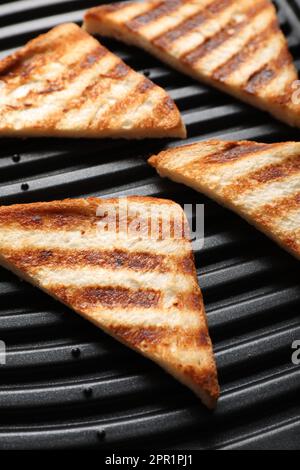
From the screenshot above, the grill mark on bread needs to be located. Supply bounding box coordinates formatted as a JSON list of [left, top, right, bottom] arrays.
[[52, 285, 161, 310], [136, 77, 155, 93], [126, 1, 183, 31], [250, 157, 300, 183], [0, 207, 99, 230], [223, 155, 300, 197], [271, 86, 296, 106], [78, 45, 108, 69], [107, 62, 131, 79], [2, 248, 194, 274], [212, 20, 278, 81], [111, 324, 167, 348], [180, 251, 196, 275], [55, 60, 129, 122], [244, 68, 275, 93], [90, 75, 148, 129], [33, 47, 113, 126], [0, 47, 111, 124], [83, 61, 130, 82], [252, 192, 300, 224], [244, 46, 292, 94], [0, 204, 185, 237], [109, 324, 209, 350], [181, 0, 269, 65], [8, 44, 107, 93], [0, 45, 110, 118], [182, 19, 245, 65], [0, 26, 87, 78], [179, 291, 204, 312], [138, 94, 181, 132], [93, 77, 183, 134], [202, 142, 271, 164], [153, 0, 232, 49], [162, 96, 177, 112], [0, 54, 44, 80], [153, 11, 207, 49], [71, 62, 125, 101]]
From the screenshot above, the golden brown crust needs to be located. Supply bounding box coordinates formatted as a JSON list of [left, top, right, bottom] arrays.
[[0, 23, 186, 139]]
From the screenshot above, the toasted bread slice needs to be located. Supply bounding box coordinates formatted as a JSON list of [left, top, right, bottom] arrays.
[[0, 196, 219, 408], [0, 23, 185, 139], [149, 140, 300, 259], [84, 0, 300, 128]]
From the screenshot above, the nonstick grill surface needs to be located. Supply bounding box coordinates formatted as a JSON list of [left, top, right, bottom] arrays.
[[0, 0, 300, 450]]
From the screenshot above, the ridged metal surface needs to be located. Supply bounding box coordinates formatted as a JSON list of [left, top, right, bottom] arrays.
[[0, 0, 300, 450]]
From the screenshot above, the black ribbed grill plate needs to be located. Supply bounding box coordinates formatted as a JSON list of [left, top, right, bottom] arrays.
[[0, 0, 300, 450]]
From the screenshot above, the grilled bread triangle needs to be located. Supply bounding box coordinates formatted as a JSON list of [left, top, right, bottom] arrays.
[[149, 140, 300, 259], [0, 196, 219, 408], [84, 0, 300, 128], [0, 23, 185, 139]]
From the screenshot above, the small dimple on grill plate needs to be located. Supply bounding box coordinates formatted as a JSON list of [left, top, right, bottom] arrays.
[[0, 0, 300, 450]]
